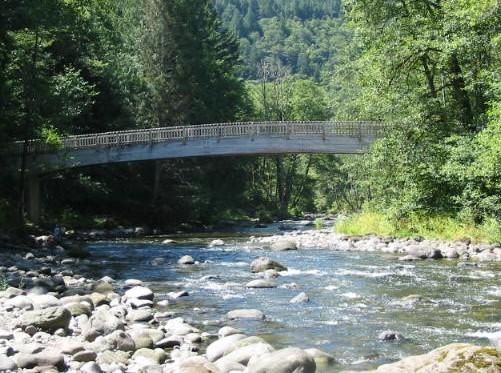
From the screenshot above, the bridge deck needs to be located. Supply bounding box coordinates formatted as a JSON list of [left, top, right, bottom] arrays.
[[15, 121, 387, 155]]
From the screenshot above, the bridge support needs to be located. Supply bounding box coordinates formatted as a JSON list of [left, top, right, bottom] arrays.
[[26, 175, 41, 224]]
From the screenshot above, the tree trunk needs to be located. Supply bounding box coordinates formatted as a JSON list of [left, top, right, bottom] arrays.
[[449, 53, 474, 130], [275, 156, 288, 219]]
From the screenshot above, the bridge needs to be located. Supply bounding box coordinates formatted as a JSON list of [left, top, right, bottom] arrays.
[[15, 121, 388, 222]]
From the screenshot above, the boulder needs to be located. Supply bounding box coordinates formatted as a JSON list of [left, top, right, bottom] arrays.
[[17, 306, 71, 332], [178, 255, 195, 265], [352, 343, 501, 372], [290, 292, 310, 303], [250, 257, 287, 273], [227, 309, 265, 320], [271, 240, 297, 251], [125, 286, 154, 301], [247, 347, 316, 373], [206, 334, 247, 362], [246, 279, 277, 288]]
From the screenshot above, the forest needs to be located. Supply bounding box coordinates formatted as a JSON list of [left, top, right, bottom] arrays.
[[0, 0, 500, 241]]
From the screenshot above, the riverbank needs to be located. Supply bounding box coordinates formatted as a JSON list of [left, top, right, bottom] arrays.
[[250, 229, 501, 262], [0, 233, 500, 372], [334, 212, 501, 244]]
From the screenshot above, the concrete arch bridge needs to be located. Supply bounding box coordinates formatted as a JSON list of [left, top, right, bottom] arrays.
[[14, 121, 388, 222]]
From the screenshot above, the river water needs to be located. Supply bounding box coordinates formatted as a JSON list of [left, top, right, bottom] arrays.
[[87, 233, 501, 372]]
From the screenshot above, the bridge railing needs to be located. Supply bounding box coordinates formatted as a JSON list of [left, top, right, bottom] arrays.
[[14, 121, 388, 154]]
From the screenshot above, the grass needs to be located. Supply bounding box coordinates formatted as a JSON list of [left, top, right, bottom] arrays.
[[0, 276, 8, 291], [335, 212, 501, 243]]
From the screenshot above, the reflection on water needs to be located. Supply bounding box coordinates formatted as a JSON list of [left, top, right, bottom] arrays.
[[87, 237, 501, 372]]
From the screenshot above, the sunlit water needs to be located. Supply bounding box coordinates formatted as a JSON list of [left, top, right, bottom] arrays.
[[87, 236, 501, 372]]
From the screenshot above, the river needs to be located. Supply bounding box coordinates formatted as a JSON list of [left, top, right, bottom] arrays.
[[85, 230, 501, 372]]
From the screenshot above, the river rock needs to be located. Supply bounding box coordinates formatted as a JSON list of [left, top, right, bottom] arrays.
[[206, 334, 247, 362], [350, 343, 501, 372], [305, 348, 336, 366], [97, 350, 130, 365], [83, 308, 124, 341], [218, 326, 242, 338], [178, 255, 195, 265], [271, 240, 297, 251], [215, 342, 274, 368], [61, 341, 85, 355], [0, 357, 17, 371], [155, 336, 182, 349], [246, 279, 277, 288], [92, 281, 114, 294], [227, 309, 265, 320], [132, 334, 153, 349], [17, 306, 71, 332], [209, 239, 225, 247], [378, 330, 403, 341], [4, 295, 33, 310], [81, 362, 103, 373], [125, 286, 154, 301], [16, 349, 65, 370], [105, 330, 136, 351], [0, 287, 24, 298], [290, 292, 310, 303], [89, 292, 108, 307], [129, 298, 154, 308], [125, 279, 143, 287], [73, 350, 98, 362], [65, 301, 92, 316], [30, 294, 61, 309], [0, 329, 13, 340], [250, 257, 287, 273], [126, 308, 153, 322], [168, 290, 189, 299], [247, 347, 316, 373], [132, 348, 167, 365], [170, 356, 220, 373]]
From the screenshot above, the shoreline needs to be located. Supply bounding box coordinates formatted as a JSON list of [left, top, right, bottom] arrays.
[[249, 229, 501, 262]]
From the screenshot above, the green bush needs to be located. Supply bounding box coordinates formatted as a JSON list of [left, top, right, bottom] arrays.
[[335, 211, 501, 243]]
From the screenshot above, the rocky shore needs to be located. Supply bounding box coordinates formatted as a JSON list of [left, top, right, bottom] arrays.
[[249, 230, 501, 262], [0, 235, 499, 373]]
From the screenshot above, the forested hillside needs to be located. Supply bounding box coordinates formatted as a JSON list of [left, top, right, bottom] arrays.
[[214, 0, 346, 79]]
